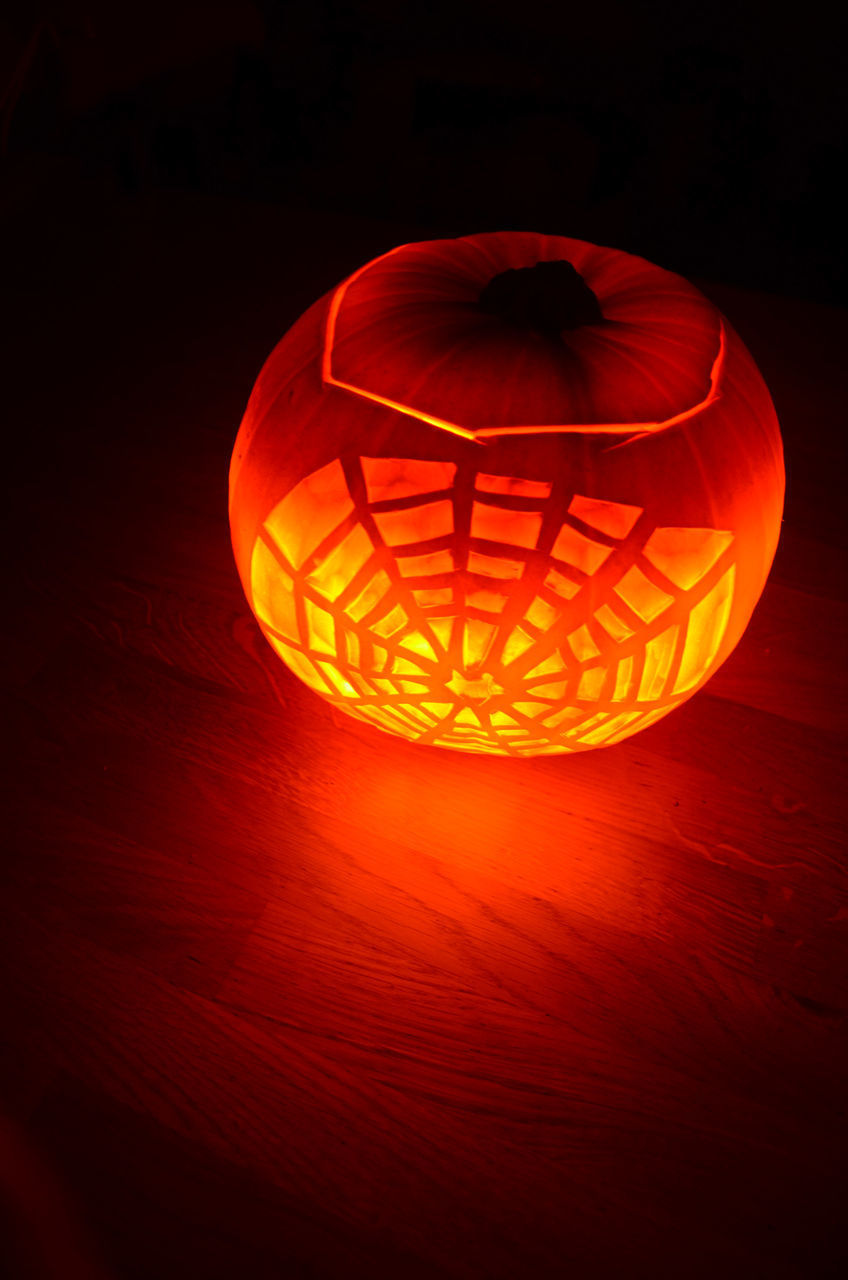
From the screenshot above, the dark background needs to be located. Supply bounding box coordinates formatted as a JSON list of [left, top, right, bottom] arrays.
[[2, 0, 846, 303], [2, 6, 847, 1280]]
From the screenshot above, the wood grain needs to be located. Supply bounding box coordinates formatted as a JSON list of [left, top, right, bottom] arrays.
[[1, 182, 846, 1279]]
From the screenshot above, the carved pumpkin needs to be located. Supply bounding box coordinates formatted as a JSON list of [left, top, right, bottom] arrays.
[[229, 232, 784, 756]]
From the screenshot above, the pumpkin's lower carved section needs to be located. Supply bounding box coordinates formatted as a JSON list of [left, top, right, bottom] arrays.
[[249, 456, 735, 756]]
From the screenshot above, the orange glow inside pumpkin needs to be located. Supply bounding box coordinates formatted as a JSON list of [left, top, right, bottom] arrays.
[[249, 455, 736, 757]]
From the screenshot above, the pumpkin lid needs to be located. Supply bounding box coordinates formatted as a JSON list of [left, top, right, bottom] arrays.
[[323, 231, 724, 441]]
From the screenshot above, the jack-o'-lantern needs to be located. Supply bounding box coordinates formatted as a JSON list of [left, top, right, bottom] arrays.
[[229, 232, 784, 756]]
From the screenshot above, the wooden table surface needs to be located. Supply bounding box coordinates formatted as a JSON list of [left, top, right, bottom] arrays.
[[2, 178, 847, 1279]]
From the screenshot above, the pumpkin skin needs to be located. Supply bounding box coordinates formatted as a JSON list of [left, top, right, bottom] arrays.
[[229, 231, 784, 757]]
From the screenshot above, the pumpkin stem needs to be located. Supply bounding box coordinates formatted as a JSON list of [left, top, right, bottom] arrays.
[[478, 259, 604, 332]]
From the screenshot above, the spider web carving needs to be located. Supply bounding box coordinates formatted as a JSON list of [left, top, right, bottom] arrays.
[[250, 457, 735, 755]]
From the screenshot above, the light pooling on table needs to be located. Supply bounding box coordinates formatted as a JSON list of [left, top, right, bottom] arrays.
[[249, 456, 735, 756]]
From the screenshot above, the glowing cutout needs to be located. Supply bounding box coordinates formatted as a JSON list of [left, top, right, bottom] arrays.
[[566, 625, 601, 662], [373, 500, 454, 545], [532, 680, 568, 699], [252, 539, 297, 639], [614, 566, 674, 623], [581, 710, 643, 745], [307, 523, 374, 601], [638, 625, 678, 700], [524, 597, 559, 629], [413, 586, 454, 606], [362, 456, 456, 501], [578, 668, 607, 700], [264, 458, 351, 570], [303, 598, 336, 653], [468, 550, 526, 579], [544, 568, 580, 600], [393, 656, 427, 676], [502, 627, 536, 663], [476, 474, 552, 498], [551, 523, 612, 575], [612, 656, 634, 701], [463, 619, 497, 668], [674, 566, 735, 693], [399, 632, 438, 663], [396, 549, 454, 577], [267, 637, 323, 692], [595, 603, 633, 641], [527, 654, 567, 679], [467, 587, 509, 614], [471, 503, 542, 548], [545, 706, 582, 727], [371, 603, 408, 638], [347, 569, 393, 621], [428, 617, 454, 653], [247, 457, 740, 756], [568, 494, 643, 539], [643, 526, 734, 590], [317, 661, 356, 696]]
